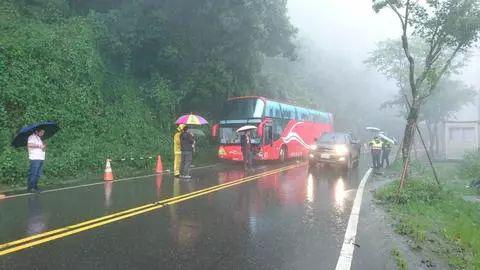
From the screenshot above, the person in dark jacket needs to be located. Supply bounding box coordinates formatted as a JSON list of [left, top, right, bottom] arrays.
[[381, 139, 392, 168], [240, 130, 253, 170], [180, 126, 195, 179]]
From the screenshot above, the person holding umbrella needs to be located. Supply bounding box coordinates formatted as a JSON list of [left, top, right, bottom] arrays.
[[238, 125, 257, 171], [379, 134, 394, 168], [12, 121, 59, 193], [369, 136, 383, 169], [240, 131, 253, 171], [180, 125, 195, 179], [27, 129, 46, 192], [381, 138, 392, 168], [173, 124, 185, 178], [174, 113, 208, 179]]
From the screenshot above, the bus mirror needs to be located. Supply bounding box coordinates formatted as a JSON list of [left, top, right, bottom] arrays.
[[314, 138, 317, 142], [211, 123, 219, 137]]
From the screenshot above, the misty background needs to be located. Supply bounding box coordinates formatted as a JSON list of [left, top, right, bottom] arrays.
[[1, 0, 478, 184], [285, 0, 479, 140]]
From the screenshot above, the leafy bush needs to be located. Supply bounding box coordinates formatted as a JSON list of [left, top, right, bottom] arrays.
[[0, 7, 176, 185], [458, 151, 480, 180], [375, 178, 443, 204], [0, 0, 297, 186], [376, 176, 480, 269]]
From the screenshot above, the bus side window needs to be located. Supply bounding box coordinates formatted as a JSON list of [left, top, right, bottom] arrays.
[[272, 119, 283, 141], [275, 106, 282, 118], [281, 104, 292, 119]]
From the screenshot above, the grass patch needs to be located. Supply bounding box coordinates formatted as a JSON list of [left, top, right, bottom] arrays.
[[391, 247, 408, 270], [376, 163, 480, 269]]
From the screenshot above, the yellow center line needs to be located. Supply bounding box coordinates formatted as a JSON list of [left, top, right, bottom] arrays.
[[0, 163, 305, 256], [0, 165, 290, 250]]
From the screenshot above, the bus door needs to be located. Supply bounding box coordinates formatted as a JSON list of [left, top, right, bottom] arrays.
[[261, 123, 278, 160]]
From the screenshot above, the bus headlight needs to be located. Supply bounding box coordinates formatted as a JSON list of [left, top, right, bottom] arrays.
[[334, 144, 349, 156]]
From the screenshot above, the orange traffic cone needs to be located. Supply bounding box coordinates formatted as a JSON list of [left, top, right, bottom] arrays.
[[155, 155, 163, 173], [155, 174, 163, 200], [104, 159, 114, 181], [104, 181, 113, 207]]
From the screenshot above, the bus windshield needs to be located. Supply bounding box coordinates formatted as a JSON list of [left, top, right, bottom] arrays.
[[222, 98, 265, 119], [219, 126, 261, 145]]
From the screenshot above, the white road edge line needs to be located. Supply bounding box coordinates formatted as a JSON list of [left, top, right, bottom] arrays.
[[2, 164, 218, 200], [335, 168, 373, 270]]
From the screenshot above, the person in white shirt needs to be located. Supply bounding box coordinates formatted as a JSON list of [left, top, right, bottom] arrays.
[[27, 129, 46, 192]]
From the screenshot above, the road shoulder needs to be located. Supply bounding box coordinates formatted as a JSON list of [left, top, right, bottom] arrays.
[[352, 172, 449, 270]]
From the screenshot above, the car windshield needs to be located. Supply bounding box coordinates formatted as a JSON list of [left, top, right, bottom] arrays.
[[219, 126, 260, 145], [222, 98, 265, 120], [318, 133, 346, 144]]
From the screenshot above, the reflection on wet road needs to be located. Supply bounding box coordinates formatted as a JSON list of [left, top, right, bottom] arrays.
[[0, 160, 369, 269]]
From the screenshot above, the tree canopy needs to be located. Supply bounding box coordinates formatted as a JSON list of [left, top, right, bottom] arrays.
[[0, 0, 297, 184], [372, 0, 480, 183]]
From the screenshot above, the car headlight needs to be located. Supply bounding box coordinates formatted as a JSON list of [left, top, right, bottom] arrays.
[[310, 144, 318, 150], [334, 144, 349, 156]]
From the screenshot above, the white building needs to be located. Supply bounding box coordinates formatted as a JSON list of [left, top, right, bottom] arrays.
[[440, 100, 480, 159], [440, 51, 480, 160]]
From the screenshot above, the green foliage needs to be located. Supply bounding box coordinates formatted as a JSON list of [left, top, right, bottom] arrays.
[[0, 13, 172, 184], [375, 178, 442, 204], [458, 151, 480, 180], [391, 248, 408, 270], [371, 0, 480, 177], [88, 0, 297, 116], [376, 177, 480, 269], [367, 39, 476, 121], [0, 0, 296, 185]]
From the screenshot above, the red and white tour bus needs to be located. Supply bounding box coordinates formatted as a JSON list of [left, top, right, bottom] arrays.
[[212, 96, 334, 162]]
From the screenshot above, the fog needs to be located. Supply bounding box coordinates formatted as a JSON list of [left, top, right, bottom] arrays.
[[286, 0, 480, 140]]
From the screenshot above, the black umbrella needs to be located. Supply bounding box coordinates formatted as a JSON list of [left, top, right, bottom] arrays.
[[11, 121, 60, 148]]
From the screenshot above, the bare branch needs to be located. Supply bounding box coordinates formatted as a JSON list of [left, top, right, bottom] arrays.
[[403, 93, 412, 109], [425, 24, 442, 68], [395, 0, 418, 99], [430, 45, 443, 64], [419, 91, 432, 102], [404, 0, 411, 33], [386, 1, 406, 28], [427, 43, 464, 96]]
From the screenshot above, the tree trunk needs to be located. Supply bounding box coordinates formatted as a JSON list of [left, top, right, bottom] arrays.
[[401, 104, 420, 179], [434, 122, 439, 158], [426, 121, 435, 157]]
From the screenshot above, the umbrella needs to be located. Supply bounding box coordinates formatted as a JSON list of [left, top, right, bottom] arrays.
[[379, 134, 395, 145], [188, 129, 206, 136], [365, 126, 381, 132], [175, 114, 208, 125], [236, 125, 257, 133], [12, 121, 60, 148]]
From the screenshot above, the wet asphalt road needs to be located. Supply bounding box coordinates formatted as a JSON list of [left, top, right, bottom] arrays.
[[0, 158, 370, 270]]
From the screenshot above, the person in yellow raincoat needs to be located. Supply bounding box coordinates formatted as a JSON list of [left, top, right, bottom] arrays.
[[173, 124, 185, 177]]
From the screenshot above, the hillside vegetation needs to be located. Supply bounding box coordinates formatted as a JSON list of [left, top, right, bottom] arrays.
[[0, 0, 296, 185]]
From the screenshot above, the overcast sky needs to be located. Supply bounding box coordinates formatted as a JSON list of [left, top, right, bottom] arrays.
[[287, 0, 480, 89]]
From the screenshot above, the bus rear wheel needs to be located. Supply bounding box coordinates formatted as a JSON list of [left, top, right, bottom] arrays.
[[279, 146, 287, 163]]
